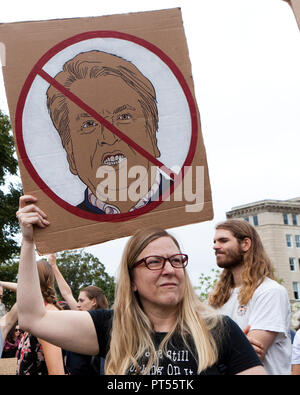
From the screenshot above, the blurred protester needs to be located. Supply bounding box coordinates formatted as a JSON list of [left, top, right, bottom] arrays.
[[16, 260, 66, 375], [0, 281, 18, 358], [210, 219, 291, 375], [49, 253, 108, 375], [0, 304, 17, 358], [0, 284, 6, 318], [292, 319, 300, 375], [2, 323, 23, 358]]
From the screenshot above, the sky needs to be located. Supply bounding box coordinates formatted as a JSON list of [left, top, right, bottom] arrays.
[[0, 0, 300, 286]]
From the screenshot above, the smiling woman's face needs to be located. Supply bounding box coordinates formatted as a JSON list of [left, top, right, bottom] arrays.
[[131, 236, 186, 314], [65, 75, 160, 204]]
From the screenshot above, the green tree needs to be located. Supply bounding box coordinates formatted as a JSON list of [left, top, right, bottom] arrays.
[[55, 249, 115, 306], [195, 268, 221, 302], [0, 254, 19, 309], [0, 109, 22, 310], [0, 109, 22, 263], [0, 249, 116, 310], [0, 111, 116, 311]]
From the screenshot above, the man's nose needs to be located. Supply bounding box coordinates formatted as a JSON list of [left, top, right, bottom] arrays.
[[213, 242, 219, 251], [98, 123, 120, 146]]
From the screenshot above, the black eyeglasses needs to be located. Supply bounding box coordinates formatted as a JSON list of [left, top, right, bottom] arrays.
[[133, 254, 188, 270]]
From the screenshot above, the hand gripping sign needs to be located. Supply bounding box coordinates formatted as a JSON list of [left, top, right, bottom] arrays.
[[0, 9, 213, 254]]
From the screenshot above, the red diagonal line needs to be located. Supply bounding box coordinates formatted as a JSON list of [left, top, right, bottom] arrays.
[[38, 68, 175, 180]]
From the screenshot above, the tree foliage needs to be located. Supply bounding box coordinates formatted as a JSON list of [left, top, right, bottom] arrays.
[[0, 109, 22, 263], [0, 255, 19, 309], [0, 110, 115, 310], [55, 249, 115, 306], [195, 268, 221, 302], [0, 110, 17, 181]]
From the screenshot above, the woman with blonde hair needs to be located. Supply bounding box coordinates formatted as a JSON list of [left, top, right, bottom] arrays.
[[16, 195, 265, 375]]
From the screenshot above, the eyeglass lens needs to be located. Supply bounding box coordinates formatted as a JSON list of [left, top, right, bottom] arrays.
[[145, 254, 187, 269]]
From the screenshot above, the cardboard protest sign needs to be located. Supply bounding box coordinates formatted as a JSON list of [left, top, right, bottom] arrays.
[[0, 8, 213, 254]]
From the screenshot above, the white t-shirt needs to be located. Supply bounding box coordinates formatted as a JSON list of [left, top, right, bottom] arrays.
[[292, 329, 300, 365], [219, 277, 291, 375]]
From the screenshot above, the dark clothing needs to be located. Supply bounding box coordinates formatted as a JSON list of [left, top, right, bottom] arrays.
[[2, 339, 20, 358], [77, 174, 171, 214], [77, 189, 106, 214], [16, 332, 48, 375], [88, 310, 262, 375], [65, 351, 103, 375]]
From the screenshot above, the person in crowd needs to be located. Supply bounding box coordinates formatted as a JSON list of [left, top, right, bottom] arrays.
[[16, 195, 266, 375], [290, 328, 296, 344], [209, 219, 291, 375], [48, 253, 108, 311], [0, 281, 17, 318], [291, 318, 300, 375], [0, 304, 18, 358], [0, 281, 18, 358], [16, 259, 66, 375], [2, 323, 23, 358], [48, 253, 108, 375], [0, 284, 6, 318]]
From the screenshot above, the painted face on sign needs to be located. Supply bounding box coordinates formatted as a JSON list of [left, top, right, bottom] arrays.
[[47, 50, 164, 213], [65, 75, 160, 211]]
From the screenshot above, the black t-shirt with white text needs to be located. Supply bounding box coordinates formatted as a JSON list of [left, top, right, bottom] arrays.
[[88, 309, 262, 375]]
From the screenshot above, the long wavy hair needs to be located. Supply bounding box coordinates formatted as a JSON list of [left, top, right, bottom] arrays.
[[209, 220, 275, 308], [37, 260, 62, 310], [105, 227, 222, 375]]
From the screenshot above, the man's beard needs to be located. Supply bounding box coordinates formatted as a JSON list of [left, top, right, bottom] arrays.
[[215, 246, 244, 269]]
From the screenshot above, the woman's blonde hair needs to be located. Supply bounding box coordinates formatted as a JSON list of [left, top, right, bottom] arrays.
[[209, 219, 275, 308], [105, 227, 222, 375]]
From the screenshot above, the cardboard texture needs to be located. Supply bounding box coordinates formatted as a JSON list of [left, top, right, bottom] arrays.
[[283, 0, 300, 30], [0, 8, 213, 254], [0, 358, 17, 375]]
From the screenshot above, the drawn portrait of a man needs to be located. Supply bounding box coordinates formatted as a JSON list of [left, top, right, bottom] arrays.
[[20, 35, 193, 219], [46, 50, 168, 214]]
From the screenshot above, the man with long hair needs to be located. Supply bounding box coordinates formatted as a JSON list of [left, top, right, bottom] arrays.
[[209, 219, 291, 375]]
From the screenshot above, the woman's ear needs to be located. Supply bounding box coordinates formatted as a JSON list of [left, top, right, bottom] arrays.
[[131, 281, 137, 292]]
